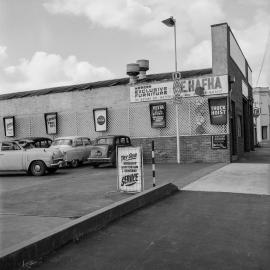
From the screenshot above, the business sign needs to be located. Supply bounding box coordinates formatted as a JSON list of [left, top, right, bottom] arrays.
[[130, 82, 174, 102], [130, 75, 228, 102], [44, 112, 58, 135], [208, 97, 227, 125], [93, 108, 107, 132], [117, 147, 143, 193], [149, 102, 166, 128], [211, 135, 228, 149], [3, 116, 15, 137]]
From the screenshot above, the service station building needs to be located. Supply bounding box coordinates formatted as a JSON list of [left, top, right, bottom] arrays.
[[0, 23, 254, 163]]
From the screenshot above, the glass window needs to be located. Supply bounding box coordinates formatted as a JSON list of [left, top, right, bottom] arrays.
[[96, 138, 113, 145], [1, 142, 20, 151], [83, 138, 91, 145], [52, 139, 72, 146], [75, 138, 83, 146]]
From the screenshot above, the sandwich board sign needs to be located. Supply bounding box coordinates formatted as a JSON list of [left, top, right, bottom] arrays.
[[117, 146, 144, 193]]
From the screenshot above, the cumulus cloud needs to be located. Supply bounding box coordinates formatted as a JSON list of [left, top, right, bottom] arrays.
[[0, 46, 8, 63], [0, 51, 114, 94]]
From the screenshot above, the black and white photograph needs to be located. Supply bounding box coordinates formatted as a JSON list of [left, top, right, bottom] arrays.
[[0, 0, 270, 269]]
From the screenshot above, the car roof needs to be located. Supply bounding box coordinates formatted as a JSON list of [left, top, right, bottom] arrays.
[[54, 136, 90, 140], [17, 137, 52, 141], [96, 135, 129, 139]]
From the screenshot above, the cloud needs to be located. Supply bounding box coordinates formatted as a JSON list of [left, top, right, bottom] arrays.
[[0, 51, 114, 94], [0, 46, 8, 63]]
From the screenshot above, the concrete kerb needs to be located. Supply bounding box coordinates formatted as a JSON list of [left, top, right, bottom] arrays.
[[0, 182, 179, 270]]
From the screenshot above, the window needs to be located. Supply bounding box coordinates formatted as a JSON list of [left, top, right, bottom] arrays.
[[83, 138, 91, 145], [1, 142, 20, 151], [75, 138, 83, 146]]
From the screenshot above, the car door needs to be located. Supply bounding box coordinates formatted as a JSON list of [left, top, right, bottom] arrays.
[[0, 142, 24, 170], [74, 138, 84, 161], [82, 138, 92, 159]]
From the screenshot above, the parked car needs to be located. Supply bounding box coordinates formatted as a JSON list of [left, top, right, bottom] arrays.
[[14, 137, 52, 148], [88, 135, 132, 168], [50, 136, 92, 168], [0, 140, 65, 176]]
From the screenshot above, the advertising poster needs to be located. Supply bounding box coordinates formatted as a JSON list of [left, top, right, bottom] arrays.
[[149, 102, 166, 128], [3, 116, 15, 137], [44, 112, 58, 135], [211, 135, 228, 149], [93, 108, 107, 132], [117, 147, 143, 193], [208, 97, 227, 125]]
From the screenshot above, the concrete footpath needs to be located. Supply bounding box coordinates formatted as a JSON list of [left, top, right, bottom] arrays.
[[1, 143, 270, 269]]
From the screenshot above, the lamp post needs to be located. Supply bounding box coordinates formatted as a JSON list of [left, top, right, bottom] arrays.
[[162, 16, 180, 163]]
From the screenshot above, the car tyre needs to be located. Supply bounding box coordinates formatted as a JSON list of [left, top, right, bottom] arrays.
[[30, 161, 46, 176], [70, 159, 79, 168], [93, 163, 99, 168], [47, 168, 58, 174]]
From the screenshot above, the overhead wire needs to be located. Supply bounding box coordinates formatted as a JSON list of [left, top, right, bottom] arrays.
[[256, 27, 270, 87]]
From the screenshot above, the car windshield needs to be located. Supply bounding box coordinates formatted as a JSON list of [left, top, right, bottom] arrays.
[[21, 142, 35, 149], [52, 139, 72, 146], [96, 138, 113, 145]]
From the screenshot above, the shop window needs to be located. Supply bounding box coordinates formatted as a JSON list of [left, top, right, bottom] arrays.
[[237, 115, 242, 137]]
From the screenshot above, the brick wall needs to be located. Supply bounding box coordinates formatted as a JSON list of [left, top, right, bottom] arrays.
[[132, 135, 230, 164]]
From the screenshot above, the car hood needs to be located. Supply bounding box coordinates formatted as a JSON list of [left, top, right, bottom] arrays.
[[27, 148, 63, 157], [89, 145, 109, 158]]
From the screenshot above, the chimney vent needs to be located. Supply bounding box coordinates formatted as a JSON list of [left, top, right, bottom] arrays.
[[136, 59, 149, 79], [127, 63, 140, 84]]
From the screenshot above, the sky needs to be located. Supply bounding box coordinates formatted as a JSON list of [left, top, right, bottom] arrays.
[[0, 0, 269, 95]]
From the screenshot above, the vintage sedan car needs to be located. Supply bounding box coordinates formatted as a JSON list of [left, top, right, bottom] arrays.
[[50, 136, 92, 168], [0, 140, 65, 176], [14, 137, 52, 148], [88, 135, 132, 168]]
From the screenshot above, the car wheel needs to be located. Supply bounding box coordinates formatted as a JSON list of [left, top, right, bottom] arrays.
[[30, 161, 46, 176], [93, 163, 99, 168], [47, 168, 58, 174], [70, 159, 79, 168]]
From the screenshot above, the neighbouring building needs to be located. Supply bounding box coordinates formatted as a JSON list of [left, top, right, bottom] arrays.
[[0, 23, 254, 163], [253, 87, 270, 144]]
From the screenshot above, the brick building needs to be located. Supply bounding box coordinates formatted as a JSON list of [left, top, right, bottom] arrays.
[[0, 23, 253, 163]]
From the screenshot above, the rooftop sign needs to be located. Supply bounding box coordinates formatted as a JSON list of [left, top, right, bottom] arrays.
[[130, 75, 228, 102]]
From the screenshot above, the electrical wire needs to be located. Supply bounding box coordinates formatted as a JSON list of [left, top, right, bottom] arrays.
[[256, 28, 270, 87]]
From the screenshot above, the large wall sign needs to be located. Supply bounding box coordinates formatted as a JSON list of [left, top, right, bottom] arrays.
[[208, 97, 227, 125], [149, 102, 166, 128], [3, 116, 15, 137], [44, 112, 58, 135], [211, 135, 228, 149], [93, 108, 107, 132], [117, 147, 143, 193], [130, 75, 228, 102]]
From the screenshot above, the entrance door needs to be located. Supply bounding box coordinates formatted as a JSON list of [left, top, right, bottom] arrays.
[[262, 126, 268, 140]]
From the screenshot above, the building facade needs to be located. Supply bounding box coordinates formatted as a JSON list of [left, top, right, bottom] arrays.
[[253, 87, 270, 143], [0, 23, 253, 163]]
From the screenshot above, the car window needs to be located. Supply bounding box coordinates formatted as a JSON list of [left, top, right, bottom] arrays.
[[75, 138, 83, 146], [52, 139, 72, 146], [96, 138, 113, 145], [83, 138, 91, 145], [115, 138, 120, 145], [1, 142, 21, 151], [126, 137, 131, 145], [120, 137, 126, 144]]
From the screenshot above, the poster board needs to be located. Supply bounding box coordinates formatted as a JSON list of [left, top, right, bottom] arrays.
[[208, 97, 227, 125], [211, 135, 227, 149], [44, 112, 58, 135], [3, 116, 15, 137], [93, 108, 107, 132], [149, 102, 166, 128], [117, 146, 143, 193]]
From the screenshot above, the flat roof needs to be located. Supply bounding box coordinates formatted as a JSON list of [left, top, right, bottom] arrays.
[[0, 68, 212, 101]]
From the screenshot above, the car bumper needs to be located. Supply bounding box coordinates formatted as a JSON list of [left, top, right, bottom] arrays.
[[48, 160, 66, 168], [88, 157, 112, 163]]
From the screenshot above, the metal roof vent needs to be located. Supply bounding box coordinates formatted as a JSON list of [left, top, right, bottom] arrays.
[[136, 59, 149, 79], [127, 63, 140, 84]]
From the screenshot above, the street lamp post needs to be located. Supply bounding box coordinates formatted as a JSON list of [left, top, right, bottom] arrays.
[[162, 16, 180, 163]]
